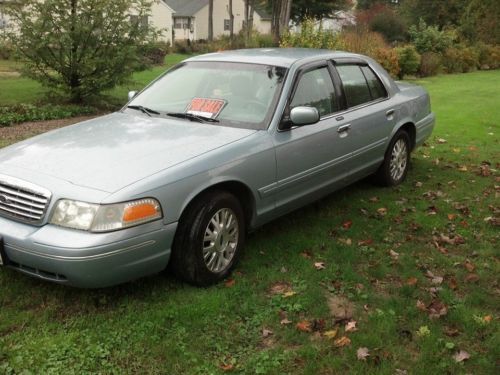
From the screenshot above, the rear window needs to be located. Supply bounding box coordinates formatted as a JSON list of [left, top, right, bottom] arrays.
[[336, 64, 387, 108]]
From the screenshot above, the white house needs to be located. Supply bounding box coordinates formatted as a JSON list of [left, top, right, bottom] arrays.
[[131, 0, 175, 44], [165, 0, 271, 41]]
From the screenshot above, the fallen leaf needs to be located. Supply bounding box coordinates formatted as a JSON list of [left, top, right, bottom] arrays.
[[220, 363, 234, 371], [300, 250, 312, 259], [296, 320, 312, 333], [428, 300, 448, 319], [283, 291, 297, 298], [369, 196, 379, 202], [444, 326, 460, 337], [327, 295, 354, 321], [415, 181, 423, 188], [483, 315, 493, 323], [314, 262, 326, 270], [464, 261, 475, 272], [416, 300, 427, 312], [377, 207, 388, 216], [389, 250, 400, 260], [334, 336, 351, 347], [358, 238, 373, 246], [342, 220, 353, 229], [262, 328, 273, 338], [453, 350, 470, 363], [465, 273, 480, 283], [357, 347, 370, 361], [269, 282, 291, 295], [447, 213, 457, 221], [338, 238, 352, 246], [280, 318, 292, 325], [345, 320, 358, 332], [323, 329, 338, 339], [447, 277, 458, 290], [406, 277, 418, 286], [225, 279, 236, 288]]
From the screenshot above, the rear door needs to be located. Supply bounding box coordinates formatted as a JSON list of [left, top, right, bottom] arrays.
[[332, 62, 396, 178]]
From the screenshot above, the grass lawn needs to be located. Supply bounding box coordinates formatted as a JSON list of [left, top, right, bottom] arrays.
[[0, 70, 499, 374], [0, 54, 189, 107]]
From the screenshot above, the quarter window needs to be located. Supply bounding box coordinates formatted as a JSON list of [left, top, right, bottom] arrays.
[[290, 67, 338, 117], [336, 65, 372, 108], [361, 66, 387, 100]]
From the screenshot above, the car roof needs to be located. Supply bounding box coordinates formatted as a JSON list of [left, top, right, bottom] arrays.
[[185, 48, 363, 68]]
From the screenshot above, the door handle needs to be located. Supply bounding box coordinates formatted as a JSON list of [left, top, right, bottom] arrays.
[[386, 109, 395, 117], [337, 124, 351, 133]]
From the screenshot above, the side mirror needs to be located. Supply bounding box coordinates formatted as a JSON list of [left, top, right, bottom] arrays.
[[128, 91, 138, 101], [290, 106, 320, 127]]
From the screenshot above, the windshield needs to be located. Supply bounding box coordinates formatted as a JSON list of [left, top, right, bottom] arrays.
[[127, 61, 287, 130]]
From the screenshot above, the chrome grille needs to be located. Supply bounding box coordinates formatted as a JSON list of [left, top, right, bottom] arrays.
[[0, 174, 51, 224]]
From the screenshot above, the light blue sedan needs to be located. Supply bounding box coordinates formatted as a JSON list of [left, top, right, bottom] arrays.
[[0, 49, 435, 287]]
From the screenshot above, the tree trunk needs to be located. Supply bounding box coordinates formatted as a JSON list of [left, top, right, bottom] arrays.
[[248, 0, 254, 39], [229, 0, 234, 40], [271, 0, 292, 43], [208, 0, 214, 41], [70, 0, 81, 102]]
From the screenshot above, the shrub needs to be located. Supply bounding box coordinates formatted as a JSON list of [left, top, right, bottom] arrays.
[[139, 41, 170, 67], [337, 27, 387, 55], [475, 43, 500, 70], [442, 46, 479, 73], [409, 19, 455, 54], [372, 47, 400, 78], [281, 19, 338, 50], [0, 41, 13, 60], [369, 8, 407, 43], [396, 45, 421, 79], [0, 104, 98, 127], [419, 52, 443, 77]]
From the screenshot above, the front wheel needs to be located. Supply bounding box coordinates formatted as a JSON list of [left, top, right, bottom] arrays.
[[170, 190, 245, 286], [375, 130, 411, 186]]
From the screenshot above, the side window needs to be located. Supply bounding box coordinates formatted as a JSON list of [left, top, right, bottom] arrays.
[[336, 65, 372, 108], [290, 67, 338, 117], [361, 66, 387, 100]]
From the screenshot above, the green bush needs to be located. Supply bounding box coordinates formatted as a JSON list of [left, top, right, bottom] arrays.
[[409, 19, 455, 54], [396, 45, 421, 79], [442, 46, 479, 73], [280, 19, 338, 49], [372, 47, 400, 78], [0, 41, 13, 60], [369, 9, 407, 43], [139, 41, 170, 67], [475, 43, 500, 70], [419, 52, 443, 77], [0, 104, 98, 127]]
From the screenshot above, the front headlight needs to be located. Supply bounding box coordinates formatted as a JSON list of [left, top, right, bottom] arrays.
[[50, 198, 162, 232]]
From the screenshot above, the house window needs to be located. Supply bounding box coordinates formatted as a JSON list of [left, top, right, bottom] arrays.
[[224, 19, 230, 31], [175, 17, 190, 30], [130, 15, 148, 29]]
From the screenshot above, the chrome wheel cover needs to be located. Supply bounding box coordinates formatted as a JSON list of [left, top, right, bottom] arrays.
[[203, 208, 239, 273], [389, 138, 408, 181]]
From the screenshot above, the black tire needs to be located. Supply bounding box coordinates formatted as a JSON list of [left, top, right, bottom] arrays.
[[170, 190, 245, 286], [375, 130, 411, 186]]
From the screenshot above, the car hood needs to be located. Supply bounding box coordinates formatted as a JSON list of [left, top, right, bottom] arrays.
[[0, 112, 257, 193]]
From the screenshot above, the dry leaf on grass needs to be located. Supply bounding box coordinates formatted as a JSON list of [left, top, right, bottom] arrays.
[[323, 330, 338, 339], [261, 328, 273, 338], [342, 220, 353, 229], [465, 273, 480, 283], [453, 350, 470, 363], [377, 207, 388, 216], [345, 320, 358, 332], [296, 320, 312, 333], [428, 300, 448, 319], [406, 277, 418, 286], [225, 279, 235, 288], [334, 336, 351, 347], [327, 295, 354, 321], [389, 250, 400, 260], [464, 261, 475, 272], [220, 363, 234, 371], [280, 318, 292, 325], [357, 347, 370, 361], [314, 262, 326, 270]]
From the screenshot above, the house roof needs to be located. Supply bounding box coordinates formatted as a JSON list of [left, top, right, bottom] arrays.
[[165, 0, 208, 17]]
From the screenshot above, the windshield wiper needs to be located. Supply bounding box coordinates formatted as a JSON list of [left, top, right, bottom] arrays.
[[167, 112, 219, 123], [127, 105, 160, 117]]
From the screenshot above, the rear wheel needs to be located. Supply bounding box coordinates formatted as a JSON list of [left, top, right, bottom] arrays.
[[170, 190, 245, 286], [375, 130, 411, 186]]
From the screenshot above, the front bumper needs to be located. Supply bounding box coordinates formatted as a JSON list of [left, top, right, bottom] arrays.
[[0, 215, 177, 288]]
